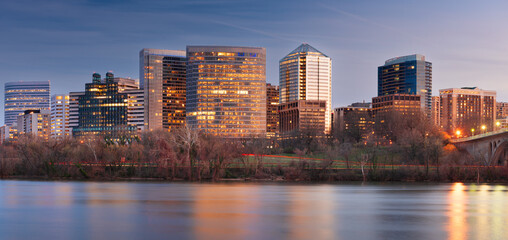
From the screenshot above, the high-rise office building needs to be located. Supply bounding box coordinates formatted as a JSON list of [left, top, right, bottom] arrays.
[[73, 73, 135, 138], [186, 46, 266, 138], [4, 81, 50, 126], [50, 94, 70, 139], [266, 83, 279, 137], [140, 48, 187, 132], [440, 87, 496, 136], [431, 96, 441, 127], [279, 43, 332, 134], [17, 109, 50, 141], [378, 54, 432, 116]]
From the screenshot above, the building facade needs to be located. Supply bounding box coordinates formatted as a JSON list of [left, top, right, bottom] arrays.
[[0, 125, 8, 144], [440, 87, 496, 136], [4, 81, 50, 126], [186, 46, 267, 138], [279, 43, 332, 134], [497, 102, 508, 119], [140, 48, 187, 132], [17, 110, 50, 141], [279, 100, 326, 134], [372, 94, 422, 116], [378, 54, 432, 116], [50, 94, 70, 139], [334, 103, 372, 141], [431, 96, 441, 127], [69, 91, 85, 135], [73, 73, 135, 139], [266, 83, 279, 137], [124, 89, 145, 132]]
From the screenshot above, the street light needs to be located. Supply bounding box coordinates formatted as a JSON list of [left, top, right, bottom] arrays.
[[481, 125, 486, 133], [456, 130, 461, 138], [471, 128, 475, 136]]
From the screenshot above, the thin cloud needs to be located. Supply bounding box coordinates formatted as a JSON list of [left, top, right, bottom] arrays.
[[208, 19, 299, 43], [317, 2, 424, 43]]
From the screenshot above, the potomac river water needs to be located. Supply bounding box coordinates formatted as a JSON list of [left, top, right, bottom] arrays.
[[0, 180, 507, 240]]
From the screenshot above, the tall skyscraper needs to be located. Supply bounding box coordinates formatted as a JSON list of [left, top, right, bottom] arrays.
[[50, 94, 70, 139], [4, 81, 50, 126], [266, 83, 279, 137], [186, 46, 267, 138], [440, 87, 496, 136], [73, 73, 135, 138], [378, 54, 432, 116], [140, 48, 187, 132], [279, 43, 332, 134]]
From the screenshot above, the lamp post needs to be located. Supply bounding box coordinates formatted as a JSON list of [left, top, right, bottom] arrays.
[[481, 125, 486, 134], [471, 128, 475, 136]]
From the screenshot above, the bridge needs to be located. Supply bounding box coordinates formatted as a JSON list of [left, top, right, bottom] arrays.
[[450, 129, 508, 166]]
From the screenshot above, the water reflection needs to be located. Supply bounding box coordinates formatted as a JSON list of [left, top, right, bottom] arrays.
[[287, 186, 336, 240], [192, 184, 262, 239], [1, 181, 508, 240], [448, 182, 467, 240]]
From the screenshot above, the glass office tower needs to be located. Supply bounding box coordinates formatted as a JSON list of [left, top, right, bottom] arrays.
[[73, 73, 135, 139], [279, 43, 332, 134], [378, 54, 432, 116], [4, 81, 50, 126], [140, 48, 187, 132], [186, 46, 266, 138]]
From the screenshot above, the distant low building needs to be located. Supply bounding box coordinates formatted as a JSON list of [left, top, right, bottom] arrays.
[[372, 94, 422, 140], [334, 102, 372, 141], [279, 100, 326, 134], [17, 109, 51, 141], [497, 102, 508, 119], [372, 94, 421, 116]]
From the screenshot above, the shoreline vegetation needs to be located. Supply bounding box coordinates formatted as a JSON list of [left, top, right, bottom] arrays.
[[1, 112, 507, 183]]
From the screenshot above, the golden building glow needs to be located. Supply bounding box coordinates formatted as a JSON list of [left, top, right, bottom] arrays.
[[186, 46, 267, 138]]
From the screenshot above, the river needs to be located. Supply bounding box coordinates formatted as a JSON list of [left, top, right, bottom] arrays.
[[0, 180, 507, 240]]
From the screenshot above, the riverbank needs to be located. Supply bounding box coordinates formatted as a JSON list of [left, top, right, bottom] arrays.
[[2, 165, 508, 183]]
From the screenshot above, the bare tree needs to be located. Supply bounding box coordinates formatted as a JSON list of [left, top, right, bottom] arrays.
[[171, 126, 200, 180]]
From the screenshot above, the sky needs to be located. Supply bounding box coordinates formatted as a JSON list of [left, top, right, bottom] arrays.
[[1, 0, 508, 125]]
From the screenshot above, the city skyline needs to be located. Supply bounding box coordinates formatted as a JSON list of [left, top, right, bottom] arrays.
[[1, 0, 508, 125]]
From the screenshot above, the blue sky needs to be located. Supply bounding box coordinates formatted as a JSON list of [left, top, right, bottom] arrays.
[[1, 0, 508, 125]]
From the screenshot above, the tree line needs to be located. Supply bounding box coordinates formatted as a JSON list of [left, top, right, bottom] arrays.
[[0, 111, 507, 182]]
